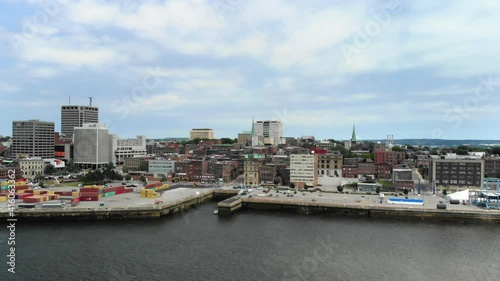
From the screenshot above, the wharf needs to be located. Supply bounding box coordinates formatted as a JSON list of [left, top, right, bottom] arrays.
[[0, 188, 238, 221], [217, 190, 500, 221]]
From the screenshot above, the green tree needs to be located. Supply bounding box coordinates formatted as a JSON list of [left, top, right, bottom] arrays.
[[442, 189, 448, 196], [290, 183, 295, 189], [337, 185, 343, 192], [44, 164, 56, 175], [221, 138, 235, 144], [160, 175, 167, 182], [139, 175, 147, 183], [125, 174, 132, 181], [392, 146, 404, 152]]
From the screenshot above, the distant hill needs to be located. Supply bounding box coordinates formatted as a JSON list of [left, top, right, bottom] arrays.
[[369, 139, 500, 147], [148, 137, 189, 142]]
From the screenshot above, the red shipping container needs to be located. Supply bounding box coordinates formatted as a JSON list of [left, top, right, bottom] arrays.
[[80, 188, 100, 193], [61, 191, 73, 196], [115, 189, 124, 195], [54, 191, 64, 195], [24, 197, 42, 203], [103, 187, 117, 193], [115, 186, 125, 191], [0, 193, 8, 197], [80, 192, 99, 197], [15, 193, 33, 199], [71, 197, 80, 203], [40, 190, 48, 195], [125, 188, 133, 193], [15, 185, 29, 191], [24, 190, 34, 194]]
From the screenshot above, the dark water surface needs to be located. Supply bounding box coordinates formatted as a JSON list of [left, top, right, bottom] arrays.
[[1, 202, 499, 281]]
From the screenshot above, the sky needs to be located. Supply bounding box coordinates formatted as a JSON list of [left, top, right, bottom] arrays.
[[0, 0, 499, 140]]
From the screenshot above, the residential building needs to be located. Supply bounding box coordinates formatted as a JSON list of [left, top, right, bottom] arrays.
[[358, 158, 375, 176], [259, 164, 276, 184], [148, 160, 176, 177], [190, 128, 214, 140], [0, 166, 21, 180], [18, 158, 44, 179], [73, 123, 110, 169], [430, 158, 484, 190], [290, 154, 318, 187], [12, 120, 55, 159], [243, 154, 265, 186], [393, 168, 414, 191], [485, 157, 500, 178], [317, 153, 343, 177], [175, 160, 207, 182], [375, 163, 392, 179], [61, 105, 98, 139], [374, 150, 405, 165], [124, 157, 148, 171], [342, 158, 358, 179]]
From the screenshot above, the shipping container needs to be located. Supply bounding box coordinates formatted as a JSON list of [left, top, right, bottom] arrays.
[[80, 192, 100, 197], [0, 197, 7, 202], [15, 185, 29, 191], [104, 191, 115, 197], [72, 192, 80, 197], [24, 190, 34, 194], [15, 193, 33, 199], [80, 188, 100, 193]]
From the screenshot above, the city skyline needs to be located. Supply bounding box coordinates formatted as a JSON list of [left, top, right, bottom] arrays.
[[1, 1, 500, 140]]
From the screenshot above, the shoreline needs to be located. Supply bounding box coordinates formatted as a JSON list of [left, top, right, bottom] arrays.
[[1, 189, 500, 222]]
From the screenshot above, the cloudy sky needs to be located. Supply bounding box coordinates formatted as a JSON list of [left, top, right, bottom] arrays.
[[1, 0, 499, 140]]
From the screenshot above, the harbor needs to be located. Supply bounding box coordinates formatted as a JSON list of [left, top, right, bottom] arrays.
[[1, 183, 500, 221]]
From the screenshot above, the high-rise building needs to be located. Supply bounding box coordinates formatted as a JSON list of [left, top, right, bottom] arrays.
[[253, 120, 283, 145], [290, 154, 318, 188], [61, 105, 99, 139], [12, 120, 55, 159], [73, 123, 110, 169]]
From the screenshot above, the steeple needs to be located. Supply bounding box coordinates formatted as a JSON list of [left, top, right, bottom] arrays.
[[351, 124, 357, 142], [251, 116, 255, 137]]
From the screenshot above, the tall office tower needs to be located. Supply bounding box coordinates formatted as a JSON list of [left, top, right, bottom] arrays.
[[73, 123, 110, 169], [12, 120, 55, 159], [253, 120, 283, 145], [61, 105, 99, 140]]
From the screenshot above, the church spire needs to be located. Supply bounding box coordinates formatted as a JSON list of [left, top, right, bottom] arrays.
[[351, 124, 357, 142], [251, 116, 255, 137]]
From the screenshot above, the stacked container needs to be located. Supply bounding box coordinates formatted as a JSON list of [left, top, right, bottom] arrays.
[[115, 186, 125, 195], [79, 187, 100, 201], [140, 189, 158, 198]]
